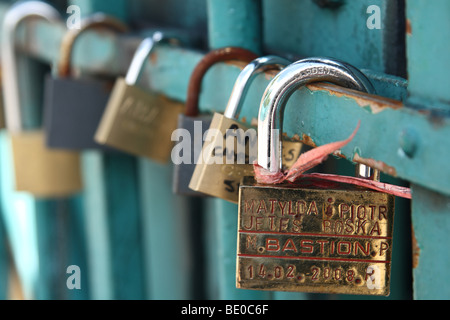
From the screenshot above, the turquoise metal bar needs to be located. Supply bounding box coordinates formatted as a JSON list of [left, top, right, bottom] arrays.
[[69, 0, 129, 23], [81, 151, 114, 300], [410, 184, 450, 299], [65, 194, 90, 300], [407, 0, 450, 300], [103, 153, 145, 300], [207, 0, 262, 53], [206, 0, 272, 300], [262, 0, 406, 77], [0, 201, 8, 300], [406, 0, 450, 109], [123, 3, 207, 301], [67, 0, 146, 299], [138, 159, 196, 299], [7, 18, 443, 197]]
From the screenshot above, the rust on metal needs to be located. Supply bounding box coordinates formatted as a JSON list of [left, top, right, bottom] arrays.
[[353, 154, 397, 177], [185, 47, 258, 117], [292, 134, 302, 142], [150, 51, 158, 64], [411, 227, 420, 269], [307, 83, 403, 114], [301, 134, 318, 148], [406, 19, 412, 36], [58, 15, 129, 78]]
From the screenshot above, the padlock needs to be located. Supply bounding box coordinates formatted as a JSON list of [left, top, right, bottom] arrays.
[[43, 13, 128, 150], [188, 55, 303, 203], [237, 57, 395, 296], [94, 33, 185, 163], [2, 1, 83, 198], [172, 47, 259, 196]]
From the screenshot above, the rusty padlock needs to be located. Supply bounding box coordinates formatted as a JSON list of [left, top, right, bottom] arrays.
[[172, 47, 259, 196]]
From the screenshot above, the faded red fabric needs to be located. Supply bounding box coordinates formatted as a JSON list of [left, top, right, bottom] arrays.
[[253, 121, 412, 199]]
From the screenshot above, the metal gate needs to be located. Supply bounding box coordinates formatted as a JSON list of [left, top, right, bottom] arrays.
[[0, 0, 447, 301]]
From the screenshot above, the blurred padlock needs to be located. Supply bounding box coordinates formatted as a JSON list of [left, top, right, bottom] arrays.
[[189, 56, 303, 203], [43, 13, 128, 150], [2, 1, 82, 198], [172, 47, 259, 195], [95, 33, 185, 163], [0, 65, 6, 129]]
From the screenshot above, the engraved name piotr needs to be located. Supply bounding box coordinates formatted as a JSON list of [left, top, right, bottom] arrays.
[[241, 198, 389, 237]]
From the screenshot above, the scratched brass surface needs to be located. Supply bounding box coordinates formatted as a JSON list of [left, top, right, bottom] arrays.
[[95, 78, 185, 163], [237, 176, 395, 296], [189, 113, 302, 203]]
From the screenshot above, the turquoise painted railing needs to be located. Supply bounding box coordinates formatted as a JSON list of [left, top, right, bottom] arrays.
[[0, 0, 447, 300]]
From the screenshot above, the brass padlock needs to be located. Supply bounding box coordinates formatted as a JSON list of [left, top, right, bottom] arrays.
[[237, 57, 395, 296], [95, 33, 185, 163], [189, 56, 303, 203], [2, 1, 82, 198], [172, 47, 259, 196]]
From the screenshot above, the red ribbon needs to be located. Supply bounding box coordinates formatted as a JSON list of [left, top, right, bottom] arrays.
[[254, 121, 412, 199]]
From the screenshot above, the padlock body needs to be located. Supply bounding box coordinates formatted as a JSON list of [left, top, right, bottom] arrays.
[[188, 113, 256, 203], [10, 130, 82, 198], [237, 176, 395, 296], [172, 113, 213, 195], [95, 78, 185, 163], [189, 113, 302, 203], [43, 75, 114, 150]]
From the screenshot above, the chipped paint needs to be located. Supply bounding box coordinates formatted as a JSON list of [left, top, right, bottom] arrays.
[[264, 69, 279, 81], [301, 134, 318, 148], [406, 19, 412, 36], [292, 134, 302, 142], [411, 227, 420, 269], [353, 153, 397, 177], [307, 83, 403, 114]]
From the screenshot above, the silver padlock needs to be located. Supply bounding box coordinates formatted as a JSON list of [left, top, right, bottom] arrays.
[[237, 58, 394, 296]]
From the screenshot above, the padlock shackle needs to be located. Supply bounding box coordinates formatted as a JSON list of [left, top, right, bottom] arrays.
[[2, 1, 61, 133], [58, 13, 128, 78], [224, 55, 291, 120], [125, 32, 173, 86], [258, 57, 375, 173], [185, 47, 258, 117]]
